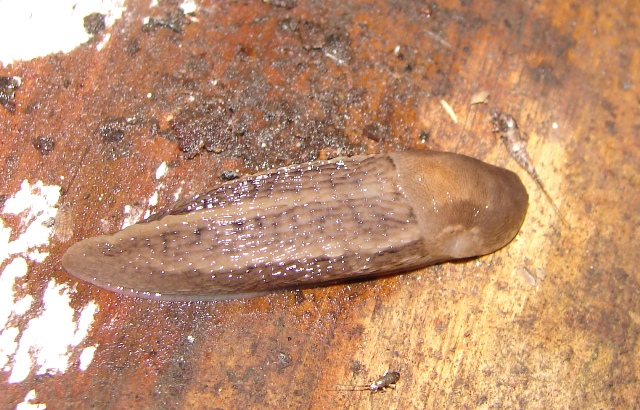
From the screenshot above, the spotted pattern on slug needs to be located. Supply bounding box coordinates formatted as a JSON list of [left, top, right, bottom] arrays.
[[62, 150, 528, 301]]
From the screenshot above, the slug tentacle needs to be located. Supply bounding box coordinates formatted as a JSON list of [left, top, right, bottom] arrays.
[[62, 150, 528, 301]]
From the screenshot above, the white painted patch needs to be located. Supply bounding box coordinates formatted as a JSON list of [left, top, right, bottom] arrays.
[[96, 32, 112, 52], [0, 180, 61, 271], [3, 180, 60, 258], [173, 187, 184, 202], [143, 190, 160, 220], [121, 204, 146, 229], [16, 389, 47, 410], [0, 181, 99, 383], [0, 0, 126, 65], [79, 345, 97, 371], [12, 293, 34, 316], [155, 161, 169, 179], [27, 250, 49, 263], [9, 281, 99, 383], [180, 0, 198, 14], [0, 258, 30, 329], [0, 257, 30, 371], [148, 191, 159, 207]]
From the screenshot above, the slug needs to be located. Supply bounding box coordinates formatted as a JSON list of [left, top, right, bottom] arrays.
[[61, 150, 528, 301]]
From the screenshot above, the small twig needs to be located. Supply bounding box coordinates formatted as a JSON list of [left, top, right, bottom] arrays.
[[440, 99, 458, 123]]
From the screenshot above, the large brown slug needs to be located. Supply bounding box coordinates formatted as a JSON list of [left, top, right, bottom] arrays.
[[61, 150, 528, 301]]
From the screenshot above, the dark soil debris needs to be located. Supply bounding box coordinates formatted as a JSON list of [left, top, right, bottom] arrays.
[[99, 118, 129, 143], [143, 9, 189, 34], [0, 76, 21, 113], [264, 0, 298, 8], [171, 103, 234, 159], [363, 122, 389, 142], [98, 116, 152, 144], [84, 12, 106, 35], [125, 39, 141, 56], [220, 170, 240, 181], [32, 136, 55, 155]]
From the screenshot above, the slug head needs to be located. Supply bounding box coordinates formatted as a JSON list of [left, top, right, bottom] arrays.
[[390, 150, 528, 261]]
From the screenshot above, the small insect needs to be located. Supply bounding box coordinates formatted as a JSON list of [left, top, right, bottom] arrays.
[[333, 370, 400, 393], [367, 370, 400, 392], [491, 111, 568, 226]]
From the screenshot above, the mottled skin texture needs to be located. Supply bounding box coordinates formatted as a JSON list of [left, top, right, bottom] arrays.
[[61, 150, 528, 301]]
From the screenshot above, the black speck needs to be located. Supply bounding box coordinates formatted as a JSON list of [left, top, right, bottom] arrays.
[[32, 136, 55, 155], [142, 9, 188, 34], [0, 76, 21, 113], [419, 130, 430, 143], [278, 17, 298, 32], [349, 360, 363, 373], [363, 122, 388, 142], [99, 117, 129, 142], [220, 170, 240, 181], [126, 39, 141, 56], [605, 120, 616, 135], [41, 217, 56, 228]]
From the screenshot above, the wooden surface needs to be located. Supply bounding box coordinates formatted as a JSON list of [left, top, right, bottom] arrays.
[[1, 0, 638, 408]]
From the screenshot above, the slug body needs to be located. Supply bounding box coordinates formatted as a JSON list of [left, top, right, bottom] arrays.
[[62, 150, 528, 301]]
